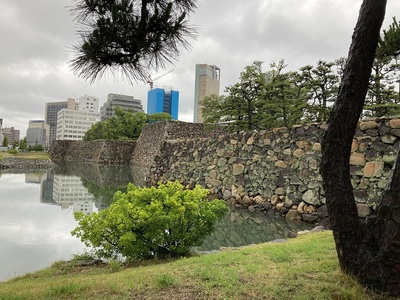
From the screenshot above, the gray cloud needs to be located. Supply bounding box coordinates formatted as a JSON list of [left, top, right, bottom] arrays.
[[0, 0, 399, 134]]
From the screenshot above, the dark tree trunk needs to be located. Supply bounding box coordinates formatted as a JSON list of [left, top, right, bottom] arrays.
[[321, 0, 400, 296]]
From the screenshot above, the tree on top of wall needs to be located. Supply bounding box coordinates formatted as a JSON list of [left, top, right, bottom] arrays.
[[83, 107, 172, 141]]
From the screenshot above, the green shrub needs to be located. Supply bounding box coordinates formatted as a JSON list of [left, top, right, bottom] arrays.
[[7, 149, 18, 155], [72, 181, 229, 260], [27, 145, 44, 152], [70, 251, 97, 262]]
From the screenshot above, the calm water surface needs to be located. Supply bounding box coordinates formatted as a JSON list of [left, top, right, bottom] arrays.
[[0, 163, 313, 281], [0, 173, 88, 281]]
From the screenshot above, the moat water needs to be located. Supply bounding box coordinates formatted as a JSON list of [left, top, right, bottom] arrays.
[[0, 163, 314, 281]]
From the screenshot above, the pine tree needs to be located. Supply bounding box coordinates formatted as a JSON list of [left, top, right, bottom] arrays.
[[70, 0, 198, 83]]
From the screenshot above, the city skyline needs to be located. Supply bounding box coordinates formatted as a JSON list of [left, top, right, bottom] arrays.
[[1, 92, 145, 141]]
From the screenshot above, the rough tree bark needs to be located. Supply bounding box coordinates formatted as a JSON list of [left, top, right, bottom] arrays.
[[321, 0, 400, 296]]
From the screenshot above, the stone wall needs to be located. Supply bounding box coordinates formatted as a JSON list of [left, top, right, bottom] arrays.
[[145, 118, 400, 227], [0, 157, 55, 171], [49, 140, 136, 165], [130, 121, 223, 169], [47, 118, 400, 226]]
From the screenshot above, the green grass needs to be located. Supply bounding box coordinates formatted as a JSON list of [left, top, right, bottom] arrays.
[[0, 231, 392, 299], [0, 151, 49, 160]]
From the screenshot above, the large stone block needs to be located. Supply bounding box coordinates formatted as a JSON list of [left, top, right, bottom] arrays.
[[285, 209, 302, 221], [232, 163, 245, 175], [389, 119, 400, 129], [293, 149, 305, 158], [359, 120, 378, 131], [357, 203, 372, 217], [302, 189, 321, 206], [350, 152, 366, 166], [363, 161, 384, 178], [274, 160, 288, 168], [312, 143, 321, 152], [381, 135, 397, 144]]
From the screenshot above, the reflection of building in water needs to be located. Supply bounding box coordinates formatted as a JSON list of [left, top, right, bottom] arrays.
[[40, 170, 56, 204], [25, 173, 47, 184], [52, 175, 98, 215]]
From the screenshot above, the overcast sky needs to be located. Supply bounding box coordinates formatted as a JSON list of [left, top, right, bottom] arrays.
[[1, 0, 399, 137]]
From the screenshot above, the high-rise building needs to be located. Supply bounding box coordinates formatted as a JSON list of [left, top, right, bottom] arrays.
[[100, 93, 143, 121], [147, 87, 179, 120], [26, 120, 47, 147], [45, 98, 76, 147], [0, 118, 3, 145], [56, 109, 100, 141], [193, 64, 221, 123], [2, 127, 20, 146], [78, 95, 99, 112]]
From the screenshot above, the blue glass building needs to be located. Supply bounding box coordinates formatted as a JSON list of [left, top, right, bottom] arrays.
[[147, 88, 179, 120]]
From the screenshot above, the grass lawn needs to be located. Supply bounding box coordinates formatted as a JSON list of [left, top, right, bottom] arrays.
[[0, 151, 50, 160], [0, 231, 392, 300]]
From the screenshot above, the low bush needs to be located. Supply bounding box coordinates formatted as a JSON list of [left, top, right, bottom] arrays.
[[7, 149, 18, 155], [72, 181, 229, 260]]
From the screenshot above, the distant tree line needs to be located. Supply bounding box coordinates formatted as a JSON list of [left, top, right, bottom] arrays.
[[0, 137, 40, 153], [201, 18, 400, 132]]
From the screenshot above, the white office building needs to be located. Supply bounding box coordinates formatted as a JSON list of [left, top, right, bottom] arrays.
[[78, 95, 99, 113], [56, 109, 100, 140]]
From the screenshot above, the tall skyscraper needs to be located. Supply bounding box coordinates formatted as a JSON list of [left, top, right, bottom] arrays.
[[45, 98, 76, 147], [147, 87, 179, 120], [193, 64, 221, 123], [100, 93, 143, 121]]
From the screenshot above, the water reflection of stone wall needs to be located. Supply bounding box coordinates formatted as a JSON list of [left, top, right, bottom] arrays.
[[195, 207, 314, 252], [52, 162, 133, 187], [49, 140, 136, 165]]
